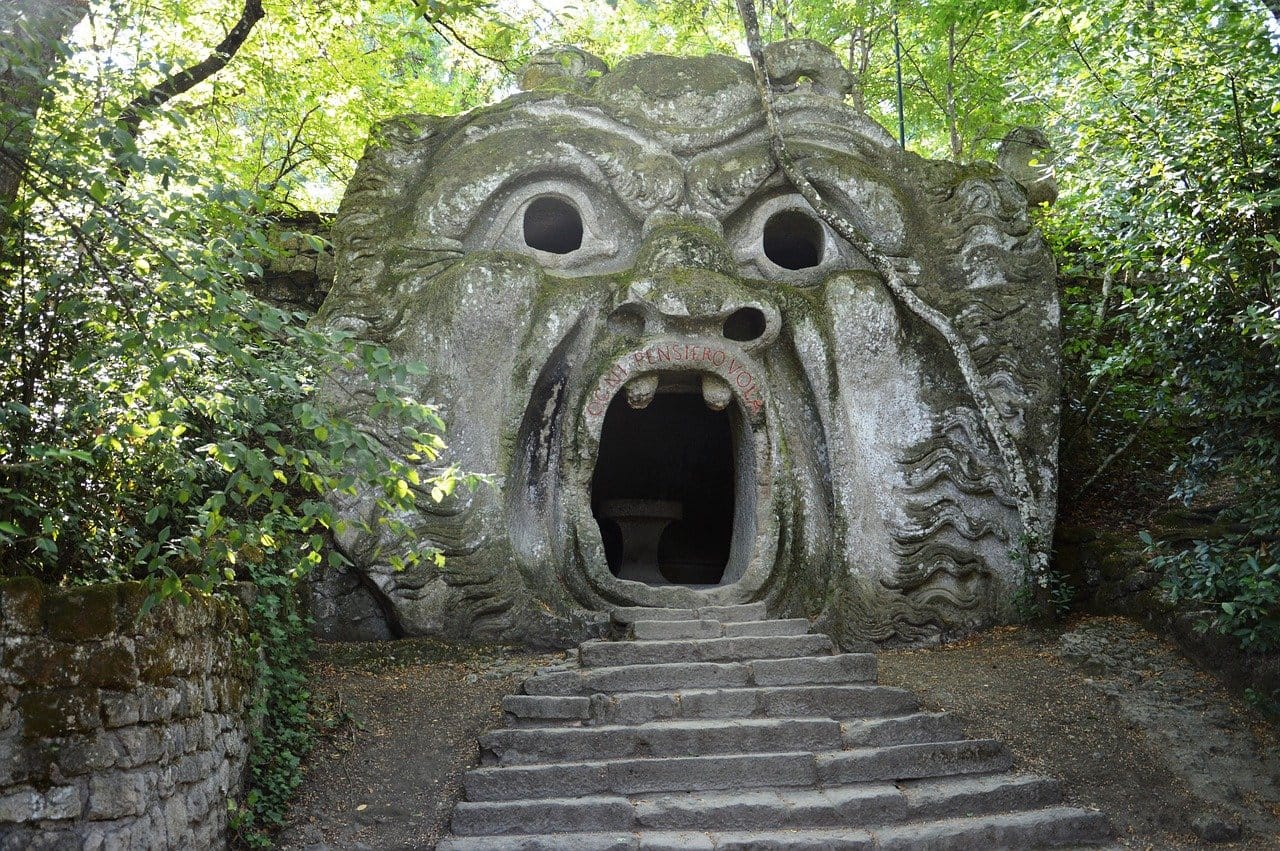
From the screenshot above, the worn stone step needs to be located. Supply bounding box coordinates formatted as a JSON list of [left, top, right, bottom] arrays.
[[611, 602, 768, 625], [899, 772, 1064, 818], [454, 773, 1062, 828], [873, 806, 1115, 849], [451, 795, 632, 836], [840, 712, 964, 747], [521, 654, 876, 696], [463, 738, 1017, 801], [816, 739, 1012, 783], [633, 784, 907, 830], [439, 806, 1114, 850], [632, 772, 1066, 833], [632, 618, 723, 639], [579, 634, 833, 667], [438, 834, 639, 851], [612, 607, 700, 623], [523, 661, 751, 696], [751, 653, 877, 685], [722, 618, 811, 637], [464, 751, 822, 801], [587, 684, 920, 726], [502, 694, 592, 725], [631, 618, 811, 640], [481, 717, 843, 766]]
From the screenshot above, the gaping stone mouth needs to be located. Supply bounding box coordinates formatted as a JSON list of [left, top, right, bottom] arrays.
[[592, 373, 732, 585], [586, 364, 759, 589]]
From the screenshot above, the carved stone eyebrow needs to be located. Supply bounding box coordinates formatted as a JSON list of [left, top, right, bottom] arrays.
[[413, 121, 684, 240]]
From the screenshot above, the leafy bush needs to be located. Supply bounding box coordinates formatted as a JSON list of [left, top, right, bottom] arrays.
[[0, 7, 465, 841], [1029, 1, 1280, 650]]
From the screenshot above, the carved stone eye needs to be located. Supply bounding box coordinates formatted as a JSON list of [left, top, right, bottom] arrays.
[[762, 209, 823, 270], [523, 196, 584, 254]]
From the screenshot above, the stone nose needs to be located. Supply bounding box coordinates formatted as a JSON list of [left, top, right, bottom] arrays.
[[634, 219, 737, 278], [608, 221, 779, 351]]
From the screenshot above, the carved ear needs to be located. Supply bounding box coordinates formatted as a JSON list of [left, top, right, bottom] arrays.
[[519, 46, 609, 94], [997, 126, 1058, 207], [763, 39, 854, 98]]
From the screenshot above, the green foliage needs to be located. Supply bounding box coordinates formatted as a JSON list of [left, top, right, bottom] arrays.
[[0, 0, 488, 840], [228, 576, 315, 847], [1028, 0, 1279, 650]]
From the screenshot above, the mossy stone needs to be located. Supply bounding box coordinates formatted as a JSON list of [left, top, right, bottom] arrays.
[[44, 585, 118, 642], [19, 687, 101, 739], [135, 634, 179, 683], [1, 577, 43, 634], [80, 639, 138, 690], [5, 641, 80, 687]]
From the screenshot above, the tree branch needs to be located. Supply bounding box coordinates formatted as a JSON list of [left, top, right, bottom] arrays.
[[424, 16, 518, 73], [116, 0, 265, 142], [1072, 408, 1156, 500], [733, 0, 1050, 575]]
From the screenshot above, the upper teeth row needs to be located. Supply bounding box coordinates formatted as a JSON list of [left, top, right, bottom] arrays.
[[624, 374, 732, 411]]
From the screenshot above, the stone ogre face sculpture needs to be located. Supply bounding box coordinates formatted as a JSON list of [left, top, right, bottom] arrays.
[[316, 41, 1059, 647]]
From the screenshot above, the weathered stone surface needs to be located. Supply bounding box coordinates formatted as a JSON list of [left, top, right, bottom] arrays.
[[0, 784, 82, 822], [315, 40, 1061, 647], [997, 126, 1058, 206], [0, 578, 42, 634], [441, 607, 1114, 847], [0, 581, 255, 850], [43, 585, 117, 642]]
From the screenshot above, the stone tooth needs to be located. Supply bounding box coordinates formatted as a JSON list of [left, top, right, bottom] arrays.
[[625, 374, 659, 409], [701, 374, 732, 411]]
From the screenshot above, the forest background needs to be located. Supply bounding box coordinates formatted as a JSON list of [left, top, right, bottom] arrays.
[[1, 0, 1277, 843]]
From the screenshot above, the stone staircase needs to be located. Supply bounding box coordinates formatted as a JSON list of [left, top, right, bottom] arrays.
[[437, 603, 1116, 850]]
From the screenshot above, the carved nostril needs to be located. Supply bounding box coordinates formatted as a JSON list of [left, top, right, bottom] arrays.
[[607, 304, 646, 338], [723, 307, 767, 342]]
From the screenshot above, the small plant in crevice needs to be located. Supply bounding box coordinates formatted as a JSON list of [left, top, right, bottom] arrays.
[[1014, 534, 1077, 623]]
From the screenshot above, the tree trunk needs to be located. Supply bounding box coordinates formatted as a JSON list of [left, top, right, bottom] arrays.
[[946, 22, 962, 159], [0, 0, 88, 230]]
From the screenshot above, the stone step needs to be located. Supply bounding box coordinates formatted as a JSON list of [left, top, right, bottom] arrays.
[[464, 738, 1014, 801], [451, 795, 634, 836], [579, 634, 833, 667], [521, 654, 877, 696], [898, 772, 1064, 818], [751, 654, 877, 686], [633, 783, 908, 830], [816, 739, 1012, 783], [873, 807, 1115, 849], [453, 772, 1068, 836], [504, 685, 919, 727], [481, 717, 843, 766], [611, 602, 768, 624], [587, 684, 920, 726], [692, 772, 1063, 828], [502, 694, 592, 725], [840, 711, 964, 747], [439, 807, 1113, 849], [631, 618, 811, 640], [464, 751, 822, 801]]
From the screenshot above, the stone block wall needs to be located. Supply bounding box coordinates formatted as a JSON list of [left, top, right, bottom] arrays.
[[0, 579, 256, 850]]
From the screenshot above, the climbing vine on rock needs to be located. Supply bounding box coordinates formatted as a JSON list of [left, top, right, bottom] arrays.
[[733, 0, 1052, 582]]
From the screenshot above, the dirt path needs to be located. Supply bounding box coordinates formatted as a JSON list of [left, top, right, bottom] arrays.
[[276, 641, 559, 850], [277, 617, 1280, 850], [879, 618, 1280, 849]]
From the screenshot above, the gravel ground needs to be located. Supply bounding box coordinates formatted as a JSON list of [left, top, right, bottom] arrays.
[[276, 617, 1280, 850]]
